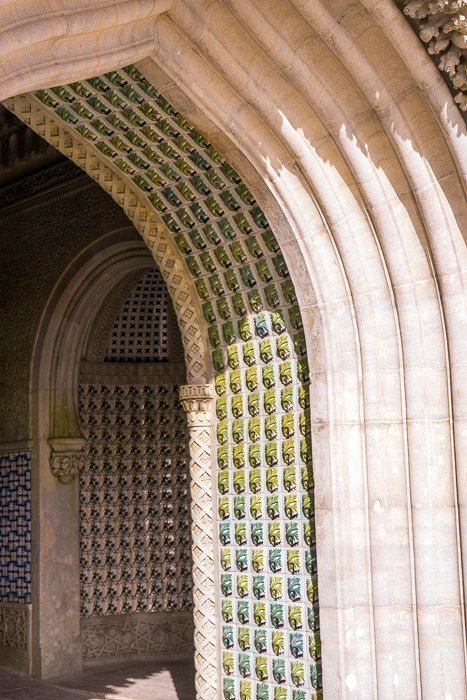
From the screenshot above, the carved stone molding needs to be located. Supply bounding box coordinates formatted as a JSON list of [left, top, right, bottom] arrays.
[[179, 384, 216, 700], [402, 0, 467, 109], [179, 385, 214, 424], [48, 437, 86, 484], [0, 603, 30, 649], [81, 611, 194, 661]]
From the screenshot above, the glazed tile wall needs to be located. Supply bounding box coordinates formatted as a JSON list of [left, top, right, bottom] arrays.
[[78, 384, 192, 617], [37, 68, 322, 698], [0, 453, 31, 603], [105, 268, 169, 362]]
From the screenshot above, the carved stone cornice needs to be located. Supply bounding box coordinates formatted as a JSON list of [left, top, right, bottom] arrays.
[[402, 0, 467, 110], [179, 385, 213, 425], [0, 158, 84, 208], [48, 437, 86, 484]]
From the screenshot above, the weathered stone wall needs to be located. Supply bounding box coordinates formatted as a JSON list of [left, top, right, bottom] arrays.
[[0, 170, 130, 443]]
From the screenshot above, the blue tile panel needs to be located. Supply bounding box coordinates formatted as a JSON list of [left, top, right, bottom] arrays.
[[79, 384, 192, 617], [0, 452, 31, 603], [105, 268, 169, 362]]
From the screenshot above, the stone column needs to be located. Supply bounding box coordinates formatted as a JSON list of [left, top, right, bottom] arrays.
[[179, 384, 216, 700]]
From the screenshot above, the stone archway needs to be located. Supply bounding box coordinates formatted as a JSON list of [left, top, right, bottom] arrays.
[[28, 228, 209, 678], [2, 3, 467, 698], [17, 74, 322, 700]]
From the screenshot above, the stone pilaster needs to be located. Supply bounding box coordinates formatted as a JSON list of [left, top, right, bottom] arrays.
[[179, 384, 216, 700]]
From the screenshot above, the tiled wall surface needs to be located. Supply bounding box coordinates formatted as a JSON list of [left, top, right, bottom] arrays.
[[105, 268, 170, 362], [79, 383, 192, 618], [36, 67, 322, 697], [0, 452, 31, 603]]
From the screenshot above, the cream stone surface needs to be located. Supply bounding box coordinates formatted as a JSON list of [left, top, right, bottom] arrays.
[[3, 0, 467, 698]]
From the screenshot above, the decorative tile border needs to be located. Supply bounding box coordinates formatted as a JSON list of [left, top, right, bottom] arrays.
[[0, 453, 31, 603]]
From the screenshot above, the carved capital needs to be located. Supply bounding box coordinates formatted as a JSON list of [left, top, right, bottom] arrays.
[[179, 384, 213, 425], [48, 437, 86, 484]]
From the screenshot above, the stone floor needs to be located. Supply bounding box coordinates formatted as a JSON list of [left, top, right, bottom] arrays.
[[0, 660, 196, 700]]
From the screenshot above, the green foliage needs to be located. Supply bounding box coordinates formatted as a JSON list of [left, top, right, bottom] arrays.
[[219, 522, 230, 546], [245, 367, 259, 391], [267, 496, 280, 520], [283, 467, 297, 492], [218, 471, 229, 495], [259, 339, 273, 363], [287, 576, 301, 602], [234, 496, 246, 519], [282, 439, 296, 465], [253, 575, 265, 600], [264, 389, 277, 415], [265, 442, 278, 466], [233, 470, 246, 494], [220, 548, 231, 571], [266, 468, 279, 493], [251, 523, 263, 546], [223, 651, 234, 675], [218, 496, 229, 520], [217, 420, 229, 444], [238, 626, 250, 651], [248, 417, 261, 442], [235, 523, 247, 546], [236, 548, 248, 572], [262, 364, 276, 388], [249, 469, 262, 494], [221, 574, 232, 597], [232, 419, 244, 444], [284, 494, 298, 519], [269, 576, 283, 601], [309, 633, 321, 661], [238, 653, 251, 678], [272, 658, 286, 683], [274, 688, 288, 700], [239, 680, 252, 700], [287, 549, 301, 574], [227, 346, 240, 369], [288, 605, 303, 630], [223, 678, 235, 700], [237, 600, 250, 624], [255, 658, 269, 682], [282, 413, 295, 438], [248, 393, 260, 417], [310, 662, 323, 691], [216, 398, 228, 421], [270, 603, 285, 628], [250, 496, 262, 520], [306, 576, 318, 604], [290, 661, 305, 687], [222, 625, 234, 648], [271, 630, 285, 656], [252, 548, 264, 573], [230, 370, 242, 394], [254, 602, 266, 626], [248, 445, 261, 468], [254, 629, 267, 653], [308, 604, 320, 632], [268, 521, 282, 546], [233, 445, 245, 469], [289, 632, 304, 658]]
